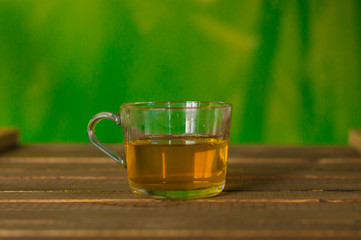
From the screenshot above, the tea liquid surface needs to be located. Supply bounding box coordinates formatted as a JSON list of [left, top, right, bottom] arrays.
[[126, 134, 228, 191]]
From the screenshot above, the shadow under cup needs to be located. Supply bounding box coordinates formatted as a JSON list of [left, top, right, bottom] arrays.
[[88, 101, 232, 199]]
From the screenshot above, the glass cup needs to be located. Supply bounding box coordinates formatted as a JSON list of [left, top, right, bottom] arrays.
[[88, 101, 232, 199]]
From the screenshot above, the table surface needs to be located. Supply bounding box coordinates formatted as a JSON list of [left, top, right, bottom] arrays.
[[1, 133, 361, 239]]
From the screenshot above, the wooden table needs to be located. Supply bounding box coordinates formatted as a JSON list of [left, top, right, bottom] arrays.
[[1, 130, 361, 239]]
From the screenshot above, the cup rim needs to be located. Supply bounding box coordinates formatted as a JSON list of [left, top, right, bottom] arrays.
[[121, 101, 232, 110]]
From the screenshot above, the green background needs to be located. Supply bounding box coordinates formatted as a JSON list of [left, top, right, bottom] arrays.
[[1, 0, 360, 144]]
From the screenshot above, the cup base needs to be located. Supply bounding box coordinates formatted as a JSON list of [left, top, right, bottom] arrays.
[[130, 183, 225, 200]]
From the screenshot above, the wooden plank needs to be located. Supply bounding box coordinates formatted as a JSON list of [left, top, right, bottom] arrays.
[[0, 189, 339, 199], [1, 204, 360, 227], [1, 144, 360, 158], [0, 128, 19, 152], [1, 159, 361, 191], [2, 156, 361, 164], [1, 177, 360, 191], [1, 199, 360, 226], [3, 161, 361, 176], [349, 129, 361, 154], [2, 171, 361, 182], [0, 229, 360, 239], [0, 199, 360, 237], [2, 175, 361, 181], [0, 190, 360, 201]]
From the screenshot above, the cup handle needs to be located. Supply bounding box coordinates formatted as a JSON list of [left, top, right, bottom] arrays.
[[87, 112, 126, 168]]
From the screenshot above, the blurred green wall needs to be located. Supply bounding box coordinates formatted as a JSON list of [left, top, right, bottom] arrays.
[[0, 0, 360, 144]]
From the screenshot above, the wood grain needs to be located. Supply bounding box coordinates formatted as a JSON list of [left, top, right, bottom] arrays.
[[0, 144, 361, 239], [349, 129, 361, 154], [0, 128, 18, 152], [1, 229, 361, 238], [2, 144, 360, 158]]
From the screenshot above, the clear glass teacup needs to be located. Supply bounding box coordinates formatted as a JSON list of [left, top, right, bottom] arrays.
[[88, 101, 232, 199]]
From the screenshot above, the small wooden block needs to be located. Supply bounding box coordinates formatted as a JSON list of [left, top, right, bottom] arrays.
[[0, 128, 19, 152], [348, 129, 361, 153]]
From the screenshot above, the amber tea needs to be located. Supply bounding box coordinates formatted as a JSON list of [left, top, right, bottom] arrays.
[[126, 134, 228, 198]]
